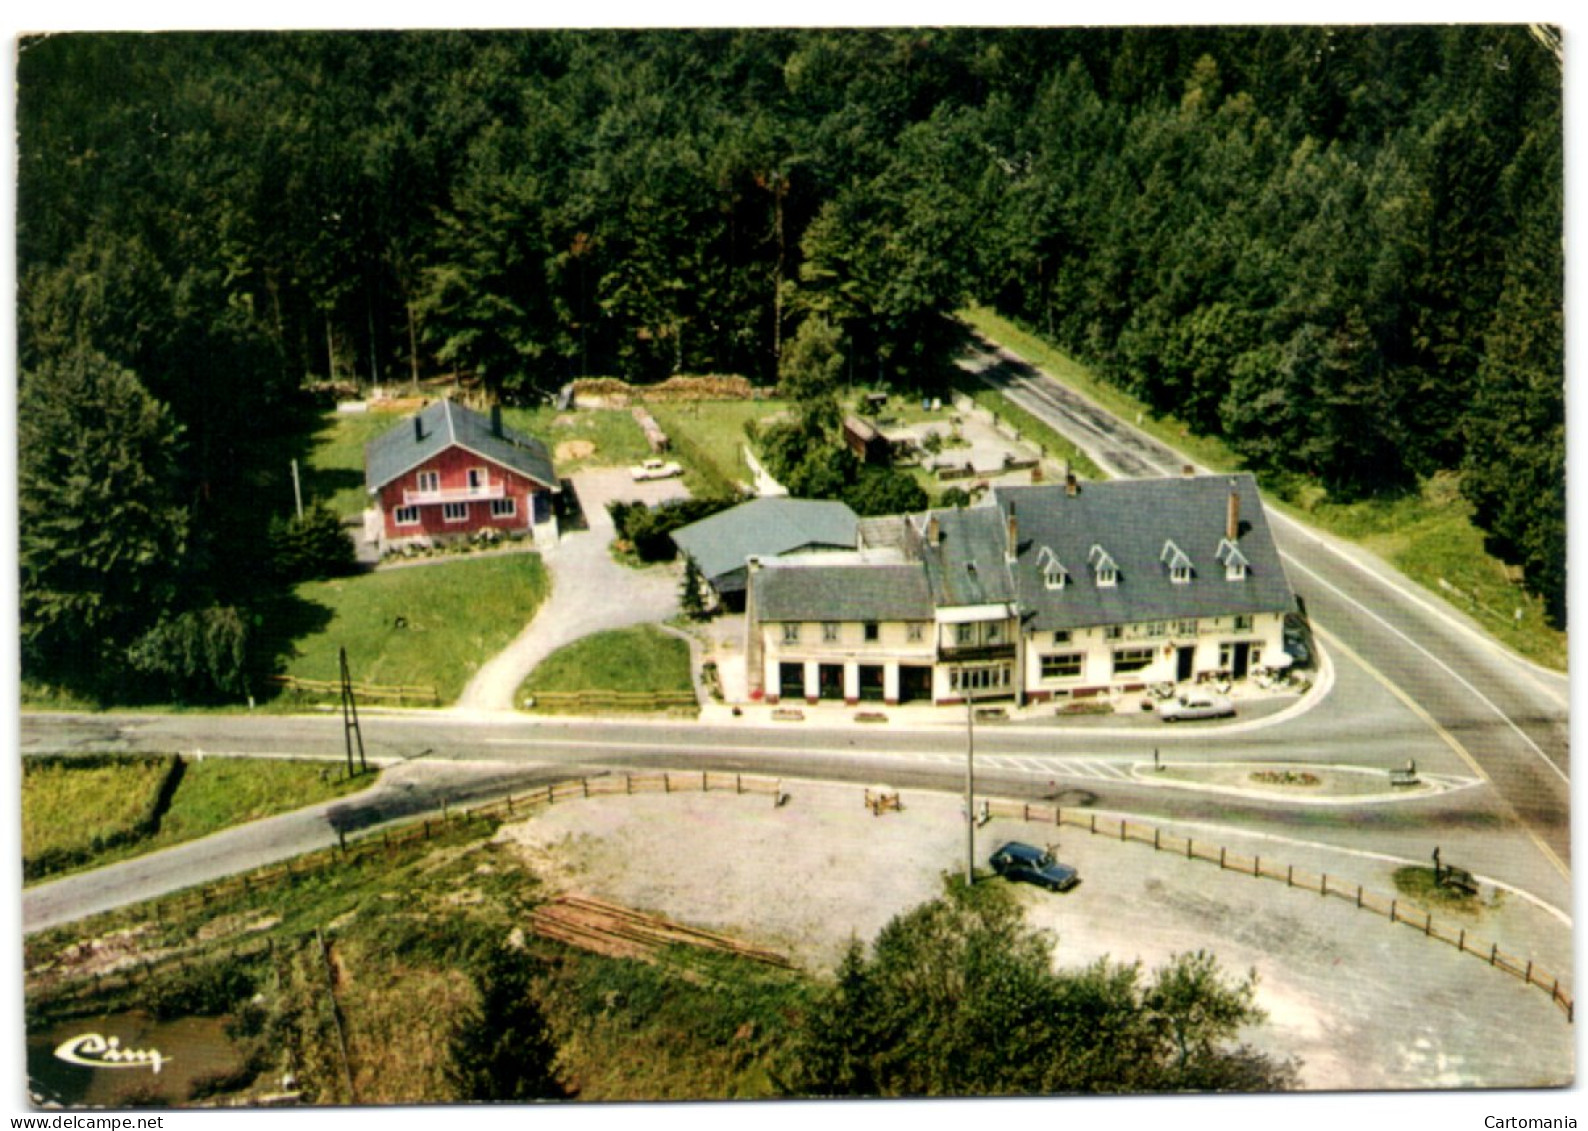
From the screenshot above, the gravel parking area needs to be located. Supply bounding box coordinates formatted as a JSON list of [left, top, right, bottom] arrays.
[[496, 780, 1573, 1093]]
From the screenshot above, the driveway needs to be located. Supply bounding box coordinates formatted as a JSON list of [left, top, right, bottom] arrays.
[[454, 468, 691, 712]]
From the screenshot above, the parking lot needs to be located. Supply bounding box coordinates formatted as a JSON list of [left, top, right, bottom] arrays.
[[496, 779, 1574, 1092]]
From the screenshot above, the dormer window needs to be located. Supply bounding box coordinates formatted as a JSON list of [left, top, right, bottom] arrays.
[[1160, 540, 1194, 585], [1216, 538, 1249, 581], [1037, 546, 1068, 590], [1088, 544, 1118, 588]]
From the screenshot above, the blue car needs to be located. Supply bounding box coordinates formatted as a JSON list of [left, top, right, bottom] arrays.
[[989, 841, 1080, 892]]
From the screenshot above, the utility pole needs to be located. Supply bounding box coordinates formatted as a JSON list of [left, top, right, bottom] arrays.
[[338, 647, 367, 777]]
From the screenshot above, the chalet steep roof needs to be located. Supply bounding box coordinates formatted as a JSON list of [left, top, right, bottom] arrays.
[[992, 473, 1296, 632], [670, 497, 859, 583], [365, 399, 558, 493]]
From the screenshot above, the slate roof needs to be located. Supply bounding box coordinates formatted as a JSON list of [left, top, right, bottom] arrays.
[[992, 474, 1296, 632], [365, 400, 558, 493], [670, 497, 859, 583], [916, 506, 1019, 608], [755, 561, 934, 622]]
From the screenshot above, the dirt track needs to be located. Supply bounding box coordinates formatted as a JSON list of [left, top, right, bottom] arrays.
[[495, 779, 1574, 1092]]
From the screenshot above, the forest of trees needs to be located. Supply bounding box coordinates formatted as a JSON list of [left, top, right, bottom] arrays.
[[17, 27, 1565, 699]]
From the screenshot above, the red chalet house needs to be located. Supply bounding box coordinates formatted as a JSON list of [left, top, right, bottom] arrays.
[[364, 399, 560, 552]]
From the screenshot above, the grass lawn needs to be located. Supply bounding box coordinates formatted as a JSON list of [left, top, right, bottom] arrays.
[[519, 625, 694, 713], [23, 755, 375, 884], [959, 305, 1566, 670], [503, 405, 652, 474], [301, 411, 398, 519], [23, 756, 175, 874], [274, 554, 550, 704]]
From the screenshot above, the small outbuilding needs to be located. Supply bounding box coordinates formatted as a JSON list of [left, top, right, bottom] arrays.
[[670, 497, 859, 611]]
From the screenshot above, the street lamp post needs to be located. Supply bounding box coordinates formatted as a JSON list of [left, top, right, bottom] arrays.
[[965, 686, 976, 886]]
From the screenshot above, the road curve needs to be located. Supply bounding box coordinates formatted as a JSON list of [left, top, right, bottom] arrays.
[[962, 335, 1570, 871]]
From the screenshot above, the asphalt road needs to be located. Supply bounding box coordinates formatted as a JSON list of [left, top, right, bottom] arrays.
[[963, 337, 1571, 874]]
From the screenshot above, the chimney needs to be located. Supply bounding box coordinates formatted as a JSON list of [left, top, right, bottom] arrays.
[[1005, 501, 1018, 562], [927, 515, 941, 548], [413, 415, 424, 443], [491, 404, 504, 439], [1065, 472, 1079, 498], [1226, 481, 1240, 541]]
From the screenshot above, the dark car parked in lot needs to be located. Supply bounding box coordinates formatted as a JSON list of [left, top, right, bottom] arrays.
[[989, 841, 1079, 892]]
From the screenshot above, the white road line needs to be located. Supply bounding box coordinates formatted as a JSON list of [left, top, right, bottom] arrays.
[[1283, 554, 1570, 787]]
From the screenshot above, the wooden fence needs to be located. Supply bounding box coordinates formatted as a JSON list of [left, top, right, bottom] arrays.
[[983, 798, 1574, 1023], [29, 778, 1569, 1026], [267, 674, 440, 706]]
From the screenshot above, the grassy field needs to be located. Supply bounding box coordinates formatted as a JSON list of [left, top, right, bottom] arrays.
[[273, 554, 550, 704], [959, 305, 1566, 670], [23, 755, 375, 883], [502, 405, 653, 473], [519, 625, 693, 713], [22, 756, 176, 876], [300, 411, 397, 518]]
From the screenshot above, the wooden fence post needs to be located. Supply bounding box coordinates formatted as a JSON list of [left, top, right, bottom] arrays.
[[1320, 873, 1327, 897], [1090, 814, 1096, 835], [584, 778, 590, 798], [1490, 944, 1498, 966], [736, 774, 742, 795], [1425, 913, 1433, 937], [1220, 847, 1226, 870], [1254, 855, 1260, 877], [1459, 929, 1466, 953], [1154, 829, 1160, 851], [1287, 865, 1293, 888], [702, 771, 708, 792], [665, 773, 671, 794], [1186, 838, 1193, 860], [1526, 961, 1534, 985], [1390, 900, 1397, 924], [627, 774, 633, 795], [1356, 885, 1363, 908]]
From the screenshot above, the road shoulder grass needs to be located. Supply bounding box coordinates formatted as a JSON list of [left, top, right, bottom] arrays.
[[23, 754, 376, 885], [959, 305, 1565, 671]]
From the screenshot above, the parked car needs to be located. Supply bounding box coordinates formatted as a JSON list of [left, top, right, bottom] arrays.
[[629, 458, 683, 481], [1156, 691, 1236, 723], [1282, 614, 1314, 668], [989, 841, 1079, 892]]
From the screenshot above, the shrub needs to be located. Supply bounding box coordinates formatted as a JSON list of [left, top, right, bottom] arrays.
[[127, 606, 252, 701], [268, 503, 357, 583]]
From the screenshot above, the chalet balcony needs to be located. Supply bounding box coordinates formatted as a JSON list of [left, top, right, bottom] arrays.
[[403, 483, 506, 506], [937, 641, 1018, 663]]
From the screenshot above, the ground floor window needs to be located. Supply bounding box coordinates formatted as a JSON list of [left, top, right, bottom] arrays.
[[394, 506, 420, 526], [490, 497, 517, 519], [778, 662, 804, 699], [950, 664, 1011, 693], [1111, 647, 1155, 675], [443, 502, 469, 523], [1041, 653, 1084, 680]]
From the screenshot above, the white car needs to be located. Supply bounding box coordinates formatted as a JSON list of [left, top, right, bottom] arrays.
[[629, 458, 683, 481], [1156, 691, 1236, 723]]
